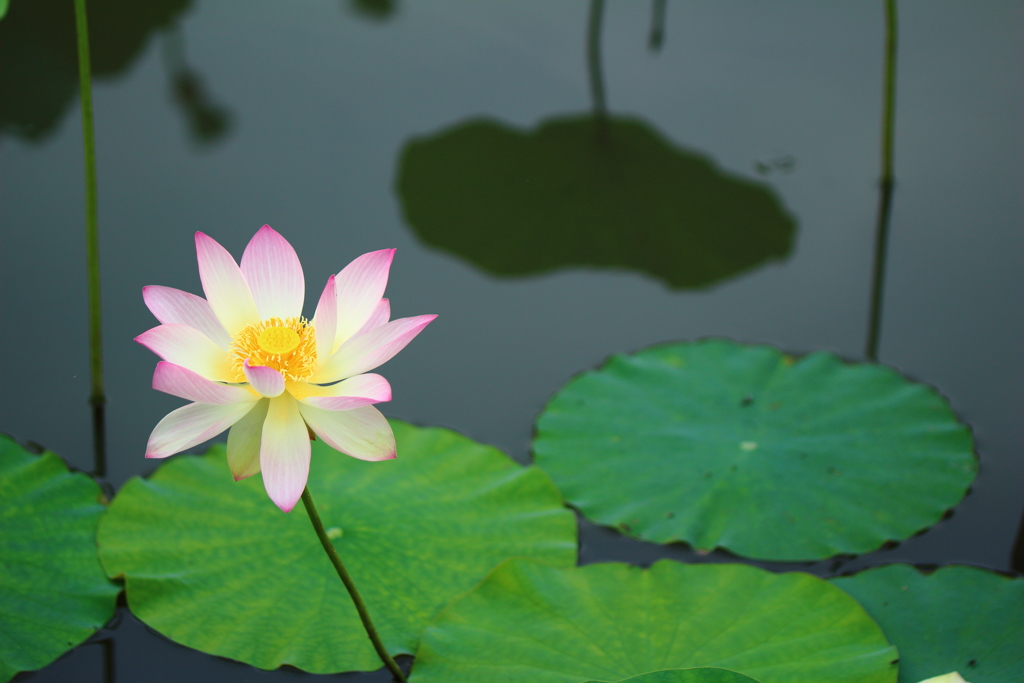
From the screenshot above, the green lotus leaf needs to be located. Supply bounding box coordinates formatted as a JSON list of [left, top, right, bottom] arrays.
[[97, 420, 576, 674], [533, 338, 976, 561], [0, 435, 120, 683], [583, 668, 762, 683], [397, 115, 795, 290], [832, 564, 1024, 682], [411, 558, 897, 683]]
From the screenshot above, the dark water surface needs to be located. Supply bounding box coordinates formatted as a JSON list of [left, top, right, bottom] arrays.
[[2, 1, 1022, 681]]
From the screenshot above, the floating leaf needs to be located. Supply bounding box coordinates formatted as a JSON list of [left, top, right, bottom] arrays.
[[0, 435, 119, 683], [533, 338, 976, 561], [411, 559, 897, 683], [584, 668, 762, 683], [397, 116, 795, 289], [98, 421, 576, 674], [832, 564, 1024, 683]]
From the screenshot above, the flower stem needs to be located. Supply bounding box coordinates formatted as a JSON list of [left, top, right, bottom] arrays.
[[74, 0, 107, 475], [300, 487, 407, 682], [865, 0, 898, 362]]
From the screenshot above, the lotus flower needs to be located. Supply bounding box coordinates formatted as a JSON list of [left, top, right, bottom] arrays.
[[917, 675, 969, 683], [137, 226, 435, 512]]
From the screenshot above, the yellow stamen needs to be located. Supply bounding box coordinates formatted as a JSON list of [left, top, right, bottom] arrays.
[[258, 326, 300, 355], [230, 316, 317, 382]]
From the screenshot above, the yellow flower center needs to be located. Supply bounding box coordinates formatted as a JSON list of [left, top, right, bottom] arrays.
[[231, 316, 317, 382], [258, 326, 300, 355]]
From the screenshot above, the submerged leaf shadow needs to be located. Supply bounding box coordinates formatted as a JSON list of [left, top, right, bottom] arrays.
[[161, 26, 233, 146], [396, 115, 797, 290], [0, 0, 230, 146], [346, 0, 398, 22]]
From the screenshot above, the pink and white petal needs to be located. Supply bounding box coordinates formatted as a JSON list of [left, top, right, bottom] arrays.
[[153, 362, 256, 404], [136, 324, 236, 381], [311, 314, 436, 384], [240, 225, 305, 320], [146, 401, 255, 459], [353, 298, 390, 337], [298, 403, 396, 462], [300, 395, 376, 411], [313, 275, 337, 366], [195, 231, 260, 336], [227, 399, 269, 481], [142, 285, 232, 350], [332, 249, 395, 353], [243, 360, 286, 398], [260, 394, 311, 512], [293, 374, 392, 411]]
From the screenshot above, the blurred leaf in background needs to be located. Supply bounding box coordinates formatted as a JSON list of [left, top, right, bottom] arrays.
[[0, 0, 188, 140]]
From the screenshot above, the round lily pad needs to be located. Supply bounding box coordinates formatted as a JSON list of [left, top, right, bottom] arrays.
[[832, 564, 1024, 683], [397, 115, 795, 290], [97, 420, 576, 674], [411, 559, 897, 683], [533, 338, 977, 561], [585, 669, 762, 683], [0, 435, 120, 683]]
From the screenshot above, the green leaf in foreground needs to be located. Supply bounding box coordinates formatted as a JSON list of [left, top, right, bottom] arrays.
[[584, 668, 762, 683], [832, 564, 1024, 683], [533, 338, 976, 561], [97, 421, 576, 674], [0, 435, 119, 683], [411, 559, 897, 683]]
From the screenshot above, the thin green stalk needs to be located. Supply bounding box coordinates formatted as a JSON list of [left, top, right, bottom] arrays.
[[300, 487, 407, 682], [866, 0, 897, 362], [74, 0, 106, 475], [587, 0, 607, 120]]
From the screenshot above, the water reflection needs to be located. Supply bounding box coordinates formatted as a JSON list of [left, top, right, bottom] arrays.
[[161, 27, 232, 146], [346, 0, 398, 22], [648, 0, 667, 52], [396, 0, 795, 290], [0, 0, 230, 145], [397, 115, 795, 290]]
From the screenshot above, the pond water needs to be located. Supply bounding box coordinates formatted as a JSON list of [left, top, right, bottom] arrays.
[[1, 1, 1022, 681]]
